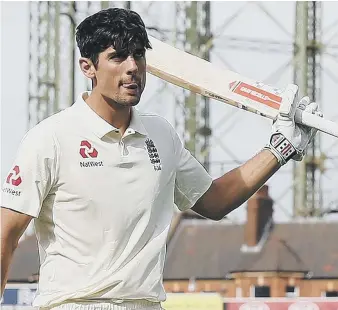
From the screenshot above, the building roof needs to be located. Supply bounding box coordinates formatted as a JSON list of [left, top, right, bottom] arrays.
[[7, 218, 338, 282], [164, 219, 338, 279]]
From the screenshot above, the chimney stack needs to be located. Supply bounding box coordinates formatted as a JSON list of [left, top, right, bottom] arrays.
[[244, 185, 273, 247]]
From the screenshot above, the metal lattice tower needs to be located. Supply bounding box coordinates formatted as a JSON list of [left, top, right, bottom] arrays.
[[174, 2, 212, 170], [28, 2, 79, 128], [28, 2, 60, 128], [293, 1, 324, 217], [28, 1, 122, 128]]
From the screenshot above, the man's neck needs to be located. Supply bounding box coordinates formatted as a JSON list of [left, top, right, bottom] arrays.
[[84, 90, 131, 136]]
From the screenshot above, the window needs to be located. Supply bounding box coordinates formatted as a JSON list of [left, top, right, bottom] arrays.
[[285, 286, 299, 297], [254, 285, 270, 297], [326, 291, 338, 297], [236, 287, 242, 298], [188, 278, 196, 292]]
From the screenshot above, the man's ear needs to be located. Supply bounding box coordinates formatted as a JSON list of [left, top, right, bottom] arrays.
[[79, 57, 96, 79]]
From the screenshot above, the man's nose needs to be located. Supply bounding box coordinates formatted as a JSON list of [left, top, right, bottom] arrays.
[[126, 56, 138, 74]]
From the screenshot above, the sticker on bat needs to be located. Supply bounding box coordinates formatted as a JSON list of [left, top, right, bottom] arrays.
[[229, 81, 282, 109]]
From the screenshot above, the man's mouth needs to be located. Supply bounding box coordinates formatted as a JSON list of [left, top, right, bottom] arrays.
[[122, 83, 139, 89]]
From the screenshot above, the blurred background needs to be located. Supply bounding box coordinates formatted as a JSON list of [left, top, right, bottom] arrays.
[[1, 1, 338, 309]]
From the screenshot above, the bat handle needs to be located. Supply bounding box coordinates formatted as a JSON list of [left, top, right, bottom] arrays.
[[295, 108, 338, 138]]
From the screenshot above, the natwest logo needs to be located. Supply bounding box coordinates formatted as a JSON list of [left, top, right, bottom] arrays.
[[79, 140, 103, 168], [79, 140, 98, 158], [6, 165, 22, 186]]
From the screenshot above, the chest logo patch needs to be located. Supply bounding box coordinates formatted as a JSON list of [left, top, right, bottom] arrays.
[[145, 139, 162, 171], [80, 140, 98, 158], [79, 140, 103, 168]]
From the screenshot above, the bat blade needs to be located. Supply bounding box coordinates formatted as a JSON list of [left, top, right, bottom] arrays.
[[146, 36, 338, 138], [146, 36, 282, 120]]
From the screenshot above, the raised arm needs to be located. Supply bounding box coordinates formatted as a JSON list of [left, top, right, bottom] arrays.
[[192, 150, 279, 220], [193, 88, 323, 220]]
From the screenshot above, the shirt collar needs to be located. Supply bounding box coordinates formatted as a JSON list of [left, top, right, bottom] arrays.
[[73, 92, 148, 138]]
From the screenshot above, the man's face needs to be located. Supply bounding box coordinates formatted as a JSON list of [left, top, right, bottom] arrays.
[[93, 45, 146, 107]]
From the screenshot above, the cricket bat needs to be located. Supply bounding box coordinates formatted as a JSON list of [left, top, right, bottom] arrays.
[[146, 36, 338, 138]]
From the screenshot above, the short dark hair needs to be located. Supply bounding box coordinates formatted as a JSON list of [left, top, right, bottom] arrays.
[[76, 8, 151, 66]]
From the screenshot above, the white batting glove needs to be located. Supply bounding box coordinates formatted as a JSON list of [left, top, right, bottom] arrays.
[[265, 84, 323, 165]]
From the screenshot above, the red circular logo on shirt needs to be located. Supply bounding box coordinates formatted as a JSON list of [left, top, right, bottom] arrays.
[[6, 165, 22, 186], [79, 140, 98, 158]]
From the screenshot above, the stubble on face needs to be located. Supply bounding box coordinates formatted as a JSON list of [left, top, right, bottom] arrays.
[[93, 46, 146, 109]]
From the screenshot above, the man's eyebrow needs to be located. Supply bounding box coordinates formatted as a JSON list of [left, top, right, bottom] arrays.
[[106, 48, 144, 59], [106, 51, 118, 58]]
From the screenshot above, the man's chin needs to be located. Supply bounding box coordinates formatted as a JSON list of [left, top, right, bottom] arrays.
[[123, 95, 140, 106], [122, 87, 143, 103], [115, 97, 140, 107], [102, 94, 140, 108]]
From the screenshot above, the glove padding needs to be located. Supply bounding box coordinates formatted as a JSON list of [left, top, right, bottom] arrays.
[[266, 84, 323, 165]]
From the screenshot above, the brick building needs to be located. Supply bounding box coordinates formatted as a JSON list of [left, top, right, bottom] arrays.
[[164, 186, 338, 298]]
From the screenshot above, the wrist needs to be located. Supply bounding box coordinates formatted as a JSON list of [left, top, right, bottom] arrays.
[[263, 146, 284, 166], [265, 132, 296, 166]]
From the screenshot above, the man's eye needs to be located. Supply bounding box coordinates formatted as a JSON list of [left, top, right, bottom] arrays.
[[134, 50, 145, 59], [110, 54, 126, 61]]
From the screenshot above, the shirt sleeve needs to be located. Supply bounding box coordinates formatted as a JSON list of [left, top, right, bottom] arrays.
[[172, 129, 213, 212], [1, 126, 57, 218]]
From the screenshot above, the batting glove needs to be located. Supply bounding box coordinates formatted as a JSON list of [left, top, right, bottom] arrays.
[[265, 84, 323, 165]]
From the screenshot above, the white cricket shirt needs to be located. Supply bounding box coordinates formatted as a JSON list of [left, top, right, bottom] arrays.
[[2, 92, 212, 308]]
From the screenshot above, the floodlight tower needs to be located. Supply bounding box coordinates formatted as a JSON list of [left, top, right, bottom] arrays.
[[174, 2, 212, 170], [293, 1, 324, 217]]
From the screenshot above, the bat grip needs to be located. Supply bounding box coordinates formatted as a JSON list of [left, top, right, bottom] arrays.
[[295, 108, 338, 138]]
